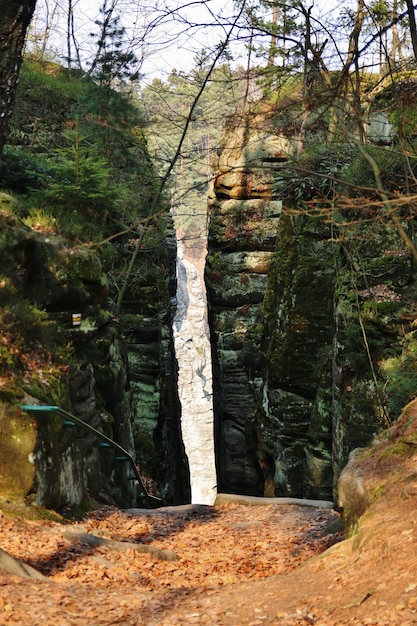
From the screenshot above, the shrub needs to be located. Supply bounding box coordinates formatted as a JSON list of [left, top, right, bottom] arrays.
[[380, 332, 417, 419], [0, 147, 54, 192]]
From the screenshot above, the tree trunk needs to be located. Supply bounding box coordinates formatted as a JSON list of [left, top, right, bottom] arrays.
[[405, 0, 417, 62], [0, 0, 36, 160], [268, 0, 279, 67], [390, 0, 403, 67]]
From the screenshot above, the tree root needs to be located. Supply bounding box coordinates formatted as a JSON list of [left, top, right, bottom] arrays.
[[0, 548, 48, 580], [62, 530, 179, 561]]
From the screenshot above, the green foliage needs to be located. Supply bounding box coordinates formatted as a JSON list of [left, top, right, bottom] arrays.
[[6, 55, 158, 243], [0, 192, 18, 213], [77, 4, 147, 184], [0, 267, 73, 408], [243, 0, 302, 71], [340, 314, 382, 373], [19, 58, 81, 105], [9, 59, 81, 151], [362, 298, 399, 318], [274, 143, 355, 201], [6, 302, 49, 344], [373, 79, 417, 139], [0, 147, 54, 192], [390, 107, 417, 138], [0, 295, 70, 376], [265, 75, 303, 117], [22, 207, 56, 233], [334, 226, 417, 422], [339, 144, 417, 197], [380, 332, 417, 419], [75, 83, 156, 220], [34, 129, 114, 219], [88, 6, 139, 85]]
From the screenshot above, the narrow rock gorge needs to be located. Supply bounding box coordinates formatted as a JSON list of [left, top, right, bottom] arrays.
[[2, 96, 415, 511], [205, 110, 286, 497]]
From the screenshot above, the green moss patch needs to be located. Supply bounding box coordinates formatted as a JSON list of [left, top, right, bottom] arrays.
[[0, 404, 36, 499]]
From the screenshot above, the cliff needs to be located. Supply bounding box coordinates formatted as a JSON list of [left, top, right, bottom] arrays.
[[207, 103, 417, 500], [0, 195, 189, 512]]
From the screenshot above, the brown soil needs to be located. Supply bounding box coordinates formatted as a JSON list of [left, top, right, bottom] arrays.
[[2, 410, 417, 625]]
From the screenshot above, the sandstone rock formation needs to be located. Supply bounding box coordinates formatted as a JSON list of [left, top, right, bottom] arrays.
[[206, 109, 289, 497], [0, 202, 188, 510], [206, 105, 411, 501]]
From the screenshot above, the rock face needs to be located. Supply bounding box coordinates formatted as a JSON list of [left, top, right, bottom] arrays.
[[0, 202, 189, 510], [206, 110, 288, 496], [118, 223, 190, 505], [2, 95, 415, 511], [206, 106, 412, 500], [337, 398, 417, 536], [261, 214, 336, 498]]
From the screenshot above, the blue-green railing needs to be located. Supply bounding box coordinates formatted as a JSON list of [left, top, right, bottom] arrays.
[[20, 404, 161, 507]]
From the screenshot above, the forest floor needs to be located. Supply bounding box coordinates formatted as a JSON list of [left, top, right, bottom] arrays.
[[0, 472, 417, 626], [3, 408, 417, 626]]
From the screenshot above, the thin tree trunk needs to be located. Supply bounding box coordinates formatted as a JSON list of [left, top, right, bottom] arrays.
[[40, 0, 59, 60], [67, 0, 72, 67], [345, 0, 365, 141], [298, 5, 312, 153], [0, 0, 36, 159], [390, 0, 403, 66], [405, 0, 417, 62], [268, 0, 279, 66]]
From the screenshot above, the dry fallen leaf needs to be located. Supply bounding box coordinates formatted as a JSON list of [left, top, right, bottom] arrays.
[[0, 502, 343, 625]]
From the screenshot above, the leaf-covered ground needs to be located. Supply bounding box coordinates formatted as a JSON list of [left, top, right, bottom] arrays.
[[1, 465, 417, 626], [0, 502, 340, 625]]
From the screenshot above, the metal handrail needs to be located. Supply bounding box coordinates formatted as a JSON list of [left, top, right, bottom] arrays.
[[20, 404, 161, 507]]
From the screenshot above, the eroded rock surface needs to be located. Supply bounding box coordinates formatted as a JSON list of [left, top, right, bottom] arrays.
[[207, 105, 412, 501], [0, 204, 188, 510]]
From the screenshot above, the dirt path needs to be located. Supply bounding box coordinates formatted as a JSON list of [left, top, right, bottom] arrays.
[[0, 501, 340, 625], [1, 471, 417, 626]]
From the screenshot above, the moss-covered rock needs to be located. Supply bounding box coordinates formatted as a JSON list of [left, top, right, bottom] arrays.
[[207, 100, 417, 502], [0, 204, 186, 511], [0, 403, 36, 499]]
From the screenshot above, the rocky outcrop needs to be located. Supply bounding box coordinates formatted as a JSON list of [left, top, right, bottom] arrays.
[[261, 213, 337, 498], [206, 109, 289, 496], [120, 223, 190, 505], [206, 106, 413, 501], [338, 398, 417, 536], [337, 448, 369, 535], [0, 201, 188, 511]]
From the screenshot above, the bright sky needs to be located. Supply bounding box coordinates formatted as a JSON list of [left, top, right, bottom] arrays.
[[141, 0, 246, 72], [29, 0, 369, 83], [31, 0, 251, 81]]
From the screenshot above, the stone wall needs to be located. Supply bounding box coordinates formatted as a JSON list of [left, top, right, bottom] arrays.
[[206, 107, 410, 501], [0, 205, 188, 511], [206, 109, 290, 496]]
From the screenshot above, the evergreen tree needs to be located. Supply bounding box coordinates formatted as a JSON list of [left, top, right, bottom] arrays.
[[88, 2, 139, 86], [28, 2, 158, 238]]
